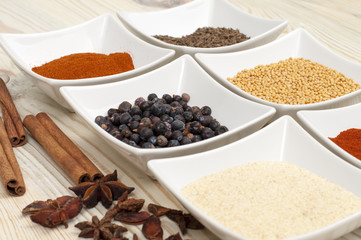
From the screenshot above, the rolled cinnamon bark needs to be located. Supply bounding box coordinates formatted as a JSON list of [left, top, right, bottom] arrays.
[[36, 112, 103, 181], [0, 117, 25, 196], [23, 115, 90, 184], [0, 77, 27, 147]]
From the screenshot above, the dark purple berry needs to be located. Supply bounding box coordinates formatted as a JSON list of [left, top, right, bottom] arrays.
[[209, 119, 220, 130], [140, 101, 152, 112], [148, 93, 158, 101], [174, 114, 185, 123], [119, 112, 131, 124], [139, 127, 154, 141], [118, 101, 132, 113], [193, 134, 202, 142], [128, 121, 140, 131], [181, 93, 190, 102], [131, 114, 141, 122], [118, 124, 129, 131], [110, 113, 122, 126], [107, 108, 120, 117], [152, 121, 167, 135], [173, 94, 182, 102], [167, 139, 180, 147], [129, 105, 142, 116], [200, 115, 212, 127], [180, 136, 192, 145], [142, 110, 151, 118], [201, 127, 215, 139], [172, 130, 183, 142], [170, 101, 181, 108], [141, 142, 155, 149], [150, 102, 166, 117], [140, 117, 152, 128], [160, 114, 173, 123], [171, 120, 185, 131], [95, 116, 107, 126], [189, 121, 202, 134], [135, 97, 146, 106], [162, 94, 173, 104], [148, 135, 157, 145], [129, 133, 141, 144], [120, 128, 132, 138], [183, 111, 193, 122], [215, 125, 229, 135], [201, 106, 212, 115], [164, 130, 172, 140], [156, 135, 168, 147]]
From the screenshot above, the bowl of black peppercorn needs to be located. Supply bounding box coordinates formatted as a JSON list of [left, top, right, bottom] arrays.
[[60, 55, 276, 175]]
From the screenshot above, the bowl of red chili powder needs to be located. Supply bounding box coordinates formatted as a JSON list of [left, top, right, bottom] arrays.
[[0, 14, 175, 110], [298, 102, 361, 170]]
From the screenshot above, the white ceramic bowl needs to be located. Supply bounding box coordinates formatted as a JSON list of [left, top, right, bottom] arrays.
[[195, 28, 361, 120], [117, 0, 287, 57], [0, 14, 175, 110], [297, 103, 361, 170], [60, 55, 276, 174], [148, 116, 361, 240]]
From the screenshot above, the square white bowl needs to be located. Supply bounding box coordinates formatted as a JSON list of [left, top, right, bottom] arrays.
[[298, 103, 361, 170], [117, 0, 287, 57], [148, 116, 361, 240], [60, 55, 276, 174], [0, 14, 175, 110], [195, 28, 361, 120]]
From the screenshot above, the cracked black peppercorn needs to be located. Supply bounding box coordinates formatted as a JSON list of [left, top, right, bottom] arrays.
[[95, 93, 229, 148]]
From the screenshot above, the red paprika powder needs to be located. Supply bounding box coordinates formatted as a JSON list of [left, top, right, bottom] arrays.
[[32, 52, 134, 80], [329, 128, 361, 160]]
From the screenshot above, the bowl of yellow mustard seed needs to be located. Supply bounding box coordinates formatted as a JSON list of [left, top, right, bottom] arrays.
[[195, 28, 361, 120]]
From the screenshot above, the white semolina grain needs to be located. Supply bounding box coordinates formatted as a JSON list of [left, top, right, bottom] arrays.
[[181, 161, 361, 240]]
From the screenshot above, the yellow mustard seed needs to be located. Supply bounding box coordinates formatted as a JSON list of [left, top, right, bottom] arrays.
[[227, 58, 360, 105]]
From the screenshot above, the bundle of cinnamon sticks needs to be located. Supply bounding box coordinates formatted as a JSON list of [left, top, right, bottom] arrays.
[[0, 77, 26, 196], [23, 112, 103, 184]]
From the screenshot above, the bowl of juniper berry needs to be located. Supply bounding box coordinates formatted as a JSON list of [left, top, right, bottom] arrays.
[[60, 54, 276, 175], [0, 14, 175, 111], [117, 0, 287, 57]]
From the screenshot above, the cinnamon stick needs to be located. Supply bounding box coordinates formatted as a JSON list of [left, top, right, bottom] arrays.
[[0, 77, 27, 147], [23, 115, 90, 184], [0, 117, 25, 196], [35, 112, 103, 181]]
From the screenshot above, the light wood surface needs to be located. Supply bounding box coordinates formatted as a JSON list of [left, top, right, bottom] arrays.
[[0, 0, 360, 239]]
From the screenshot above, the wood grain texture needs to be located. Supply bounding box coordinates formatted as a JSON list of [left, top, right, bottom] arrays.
[[0, 0, 360, 239]]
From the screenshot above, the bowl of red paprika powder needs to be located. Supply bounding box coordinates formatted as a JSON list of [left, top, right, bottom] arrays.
[[297, 103, 361, 170], [0, 14, 175, 111]]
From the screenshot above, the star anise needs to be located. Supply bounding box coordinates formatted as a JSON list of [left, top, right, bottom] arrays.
[[69, 170, 135, 208], [22, 196, 82, 228], [75, 215, 127, 240]]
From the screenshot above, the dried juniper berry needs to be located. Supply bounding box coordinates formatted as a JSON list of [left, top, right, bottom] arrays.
[[118, 101, 132, 113], [180, 136, 192, 145], [151, 102, 166, 117], [140, 117, 152, 128], [184, 105, 192, 112], [173, 94, 182, 102], [209, 119, 220, 130], [107, 108, 120, 117], [215, 125, 229, 135], [140, 101, 152, 112], [153, 121, 168, 135], [164, 104, 172, 115], [174, 114, 185, 123], [189, 121, 202, 134], [148, 135, 157, 146], [193, 134, 202, 142], [162, 94, 173, 104], [168, 139, 180, 147], [129, 133, 141, 144], [100, 121, 113, 133], [119, 112, 132, 124], [170, 107, 184, 118], [156, 135, 168, 147], [147, 93, 158, 101], [170, 101, 181, 108], [183, 111, 193, 122], [160, 114, 173, 123], [199, 115, 212, 127], [128, 121, 140, 131], [129, 105, 142, 116], [135, 97, 146, 106], [118, 124, 129, 132], [95, 116, 107, 126], [182, 93, 190, 102], [141, 142, 155, 149], [121, 128, 132, 138], [201, 127, 215, 139], [110, 113, 122, 126], [192, 110, 203, 121], [171, 120, 185, 131], [164, 130, 172, 140], [172, 130, 183, 142], [201, 106, 212, 115], [109, 129, 122, 140], [139, 127, 154, 141], [128, 140, 138, 147], [151, 116, 161, 124], [142, 110, 151, 118]]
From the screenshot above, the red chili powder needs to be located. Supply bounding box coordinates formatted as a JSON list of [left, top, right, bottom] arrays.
[[329, 128, 361, 160], [32, 52, 134, 80]]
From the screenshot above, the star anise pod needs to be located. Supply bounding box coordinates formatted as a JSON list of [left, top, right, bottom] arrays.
[[75, 215, 127, 240], [22, 195, 82, 228], [69, 170, 135, 208]]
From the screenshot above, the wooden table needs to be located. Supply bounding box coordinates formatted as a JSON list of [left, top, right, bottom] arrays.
[[0, 0, 360, 239]]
